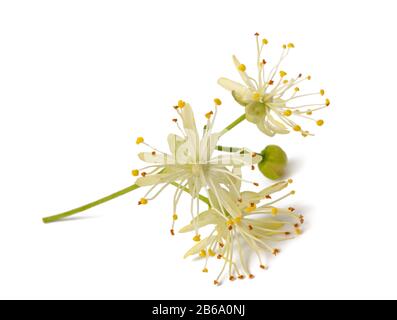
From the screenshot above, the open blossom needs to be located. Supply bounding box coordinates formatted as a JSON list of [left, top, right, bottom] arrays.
[[218, 34, 330, 137], [133, 100, 261, 236], [180, 179, 303, 285]]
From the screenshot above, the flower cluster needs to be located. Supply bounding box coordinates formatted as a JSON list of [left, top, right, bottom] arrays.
[[44, 34, 329, 286]]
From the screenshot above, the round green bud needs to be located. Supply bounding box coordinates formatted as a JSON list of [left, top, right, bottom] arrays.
[[258, 145, 288, 180]]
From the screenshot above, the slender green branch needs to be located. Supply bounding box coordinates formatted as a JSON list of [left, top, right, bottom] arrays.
[[42, 184, 141, 223], [221, 113, 246, 135]]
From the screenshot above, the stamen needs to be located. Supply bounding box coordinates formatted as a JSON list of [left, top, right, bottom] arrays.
[[193, 234, 201, 242], [178, 100, 186, 108], [131, 169, 139, 177], [136, 137, 144, 145], [214, 98, 222, 106], [238, 64, 246, 72]]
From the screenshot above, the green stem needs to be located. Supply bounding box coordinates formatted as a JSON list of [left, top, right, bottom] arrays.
[[221, 113, 246, 135], [42, 184, 141, 223]]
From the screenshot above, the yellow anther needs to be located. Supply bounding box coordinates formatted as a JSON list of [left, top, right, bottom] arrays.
[[205, 111, 214, 119], [293, 125, 301, 132], [307, 75, 312, 80], [172, 214, 178, 221], [288, 43, 295, 48], [283, 80, 289, 84], [131, 169, 139, 177], [325, 98, 331, 107], [291, 190, 296, 195], [262, 38, 269, 45], [140, 198, 148, 205], [202, 268, 208, 273], [238, 64, 246, 72], [136, 137, 144, 145], [294, 87, 300, 92], [193, 234, 201, 242], [199, 250, 207, 258], [306, 110, 313, 115], [271, 207, 278, 216], [283, 109, 292, 116], [288, 178, 293, 184], [252, 92, 261, 101], [295, 228, 303, 235], [260, 264, 268, 270], [178, 100, 186, 108], [214, 98, 222, 106], [208, 249, 216, 257], [320, 89, 325, 96], [226, 219, 234, 227], [234, 216, 242, 224], [283, 44, 287, 49], [316, 119, 324, 126], [279, 70, 287, 78]]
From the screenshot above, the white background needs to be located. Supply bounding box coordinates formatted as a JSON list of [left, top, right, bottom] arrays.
[[0, 0, 396, 300]]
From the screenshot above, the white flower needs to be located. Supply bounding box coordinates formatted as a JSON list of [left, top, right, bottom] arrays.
[[133, 100, 261, 236], [218, 34, 330, 137], [180, 179, 303, 285]]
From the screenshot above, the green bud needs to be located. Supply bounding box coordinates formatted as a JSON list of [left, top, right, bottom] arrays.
[[258, 145, 288, 180]]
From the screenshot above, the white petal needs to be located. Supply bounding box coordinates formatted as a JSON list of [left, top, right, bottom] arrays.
[[232, 55, 256, 89], [256, 120, 275, 137], [217, 78, 251, 97], [179, 209, 221, 233], [180, 103, 198, 134], [183, 236, 216, 258], [138, 152, 169, 164], [167, 134, 185, 154]]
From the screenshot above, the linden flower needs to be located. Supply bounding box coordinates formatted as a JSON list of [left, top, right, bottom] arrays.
[[133, 100, 261, 236], [180, 179, 303, 285], [218, 33, 330, 137]]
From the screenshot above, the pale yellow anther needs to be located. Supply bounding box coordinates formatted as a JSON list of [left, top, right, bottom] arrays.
[[306, 110, 313, 115], [283, 109, 292, 116], [172, 214, 178, 221], [271, 207, 278, 216], [279, 71, 287, 78], [234, 216, 242, 224], [294, 87, 300, 92], [283, 80, 289, 84], [178, 100, 186, 108], [291, 190, 296, 195], [293, 125, 301, 132], [214, 98, 222, 106], [199, 250, 207, 258], [202, 268, 209, 273], [320, 89, 325, 96], [262, 38, 269, 45], [283, 44, 287, 49], [226, 219, 234, 227], [205, 111, 213, 119], [316, 119, 324, 126], [193, 234, 201, 242], [295, 228, 303, 235], [325, 98, 331, 107], [136, 137, 144, 145], [140, 198, 148, 205], [288, 43, 295, 48], [307, 75, 312, 80], [238, 64, 246, 72], [252, 92, 261, 101], [208, 249, 216, 257], [131, 169, 139, 177], [288, 178, 294, 184]]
